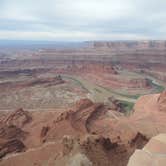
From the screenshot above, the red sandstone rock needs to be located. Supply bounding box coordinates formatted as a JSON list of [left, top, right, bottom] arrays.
[[130, 92, 166, 137], [158, 90, 166, 112], [130, 132, 149, 149], [4, 108, 32, 128], [0, 125, 26, 140], [75, 98, 94, 111], [0, 93, 166, 165], [70, 103, 104, 133], [0, 124, 27, 158], [0, 139, 25, 158]]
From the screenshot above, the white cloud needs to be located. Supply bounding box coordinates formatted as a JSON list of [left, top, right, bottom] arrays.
[[0, 0, 133, 22], [0, 0, 166, 40]]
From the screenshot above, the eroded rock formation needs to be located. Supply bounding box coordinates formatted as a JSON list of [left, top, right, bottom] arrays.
[[0, 93, 166, 165], [158, 90, 166, 112], [4, 108, 32, 128], [0, 108, 32, 158]]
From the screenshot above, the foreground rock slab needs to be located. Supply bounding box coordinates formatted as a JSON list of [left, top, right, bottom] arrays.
[[128, 133, 166, 166]]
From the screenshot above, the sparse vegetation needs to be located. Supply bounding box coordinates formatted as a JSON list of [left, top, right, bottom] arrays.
[[148, 79, 165, 93], [62, 75, 90, 93], [98, 85, 140, 99], [118, 100, 134, 116]]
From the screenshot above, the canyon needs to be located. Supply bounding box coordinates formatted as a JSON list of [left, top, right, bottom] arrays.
[[0, 41, 166, 110], [0, 40, 165, 165], [0, 90, 165, 166]]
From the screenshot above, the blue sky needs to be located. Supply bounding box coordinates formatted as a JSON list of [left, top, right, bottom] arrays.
[[0, 0, 166, 41]]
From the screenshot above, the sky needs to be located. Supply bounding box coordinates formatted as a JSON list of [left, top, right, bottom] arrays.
[[0, 0, 166, 41]]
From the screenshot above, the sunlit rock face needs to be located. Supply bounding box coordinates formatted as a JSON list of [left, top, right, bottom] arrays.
[[158, 91, 166, 112], [127, 134, 166, 166]]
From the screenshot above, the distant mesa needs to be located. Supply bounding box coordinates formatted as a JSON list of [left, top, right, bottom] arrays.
[[88, 41, 166, 50]]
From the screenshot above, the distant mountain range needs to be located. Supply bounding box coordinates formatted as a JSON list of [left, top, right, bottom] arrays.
[[0, 40, 85, 49], [1, 40, 166, 49]]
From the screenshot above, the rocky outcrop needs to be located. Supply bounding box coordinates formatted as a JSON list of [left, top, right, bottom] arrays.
[[108, 97, 127, 112], [55, 99, 105, 133], [4, 108, 32, 128], [158, 90, 166, 112], [0, 109, 31, 158], [61, 134, 130, 166], [130, 132, 149, 149], [0, 139, 25, 158], [128, 133, 166, 166], [40, 126, 50, 143], [0, 124, 26, 158], [130, 92, 166, 138], [75, 99, 94, 111], [0, 125, 26, 140], [70, 103, 104, 133], [0, 96, 164, 165], [0, 91, 166, 165], [40, 126, 50, 138]]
